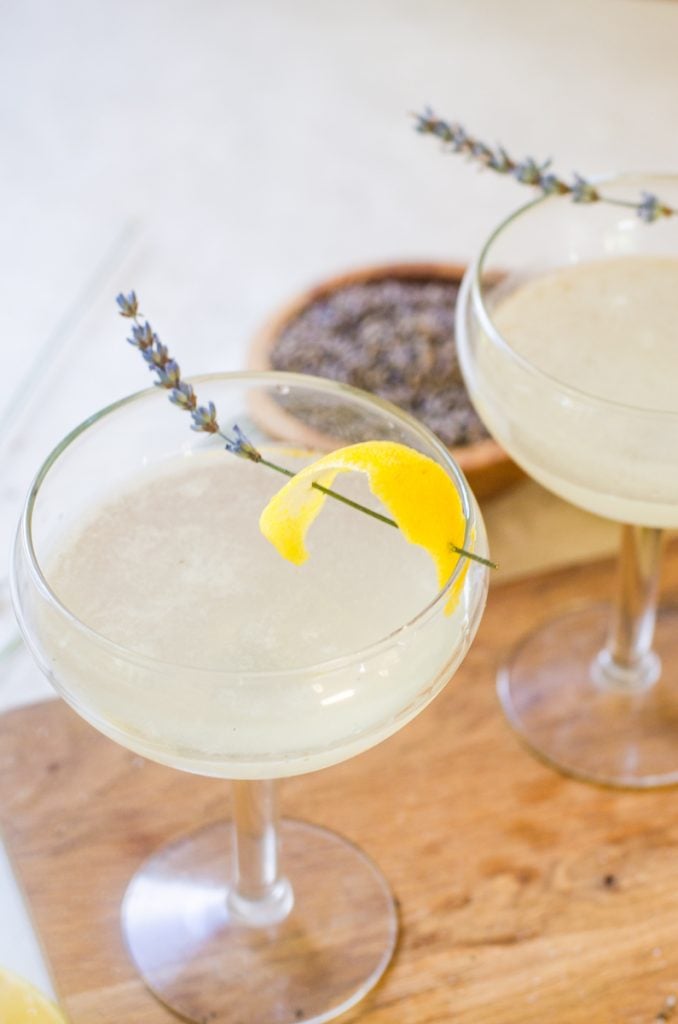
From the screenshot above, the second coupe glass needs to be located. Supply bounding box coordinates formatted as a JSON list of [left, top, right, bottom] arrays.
[[457, 174, 678, 788]]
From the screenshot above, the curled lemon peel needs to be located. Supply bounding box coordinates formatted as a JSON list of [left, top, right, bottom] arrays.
[[0, 968, 66, 1024], [259, 441, 470, 612]]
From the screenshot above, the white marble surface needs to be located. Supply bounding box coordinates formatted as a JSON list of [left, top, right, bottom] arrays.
[[1, 0, 677, 1004]]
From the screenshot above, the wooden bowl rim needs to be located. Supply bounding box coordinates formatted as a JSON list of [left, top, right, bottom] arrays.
[[247, 261, 509, 476]]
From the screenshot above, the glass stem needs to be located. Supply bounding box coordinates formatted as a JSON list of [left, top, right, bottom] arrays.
[[227, 779, 294, 927], [595, 525, 664, 691]]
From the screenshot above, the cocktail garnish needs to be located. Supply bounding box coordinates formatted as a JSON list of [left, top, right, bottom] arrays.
[[0, 967, 66, 1024], [117, 292, 495, 572], [259, 440, 469, 611], [413, 109, 675, 222]]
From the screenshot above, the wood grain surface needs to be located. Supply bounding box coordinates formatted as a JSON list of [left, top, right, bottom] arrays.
[[2, 547, 678, 1024]]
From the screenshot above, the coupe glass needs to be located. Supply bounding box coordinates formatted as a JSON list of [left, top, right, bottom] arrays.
[[11, 371, 488, 1024], [457, 173, 678, 788]]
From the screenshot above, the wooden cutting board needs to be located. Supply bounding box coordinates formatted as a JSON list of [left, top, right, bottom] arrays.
[[2, 546, 678, 1024]]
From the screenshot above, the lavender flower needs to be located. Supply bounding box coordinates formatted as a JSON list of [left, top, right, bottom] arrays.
[[539, 172, 569, 197], [168, 381, 197, 410], [116, 291, 139, 318], [638, 191, 672, 223], [224, 424, 262, 461], [414, 108, 675, 220], [571, 174, 600, 204], [155, 361, 181, 390], [118, 294, 254, 448], [191, 401, 219, 434], [513, 157, 548, 187], [488, 146, 513, 174], [128, 321, 155, 350], [142, 342, 170, 368]]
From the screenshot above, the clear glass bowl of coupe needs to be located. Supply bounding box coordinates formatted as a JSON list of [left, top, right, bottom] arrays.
[[12, 370, 489, 1024], [457, 174, 678, 788]]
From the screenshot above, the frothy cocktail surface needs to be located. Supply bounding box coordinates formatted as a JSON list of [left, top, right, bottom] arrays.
[[50, 451, 439, 669], [495, 256, 678, 410], [473, 256, 678, 526], [41, 449, 473, 776]]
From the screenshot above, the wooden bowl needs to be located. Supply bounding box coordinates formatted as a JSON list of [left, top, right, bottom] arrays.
[[248, 262, 521, 500]]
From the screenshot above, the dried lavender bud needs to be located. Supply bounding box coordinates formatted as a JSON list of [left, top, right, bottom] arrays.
[[155, 360, 181, 390], [225, 424, 262, 460], [169, 381, 197, 410], [191, 401, 220, 434], [142, 341, 170, 368], [638, 192, 672, 223], [116, 291, 139, 318], [571, 174, 600, 204], [129, 321, 155, 350]]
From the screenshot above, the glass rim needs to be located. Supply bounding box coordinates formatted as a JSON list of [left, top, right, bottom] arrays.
[[470, 171, 678, 420], [17, 369, 482, 680]]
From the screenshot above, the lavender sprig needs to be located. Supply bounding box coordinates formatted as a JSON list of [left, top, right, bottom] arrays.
[[118, 292, 244, 448], [414, 108, 675, 223], [116, 292, 495, 569]]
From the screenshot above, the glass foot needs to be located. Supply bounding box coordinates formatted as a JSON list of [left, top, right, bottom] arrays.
[[121, 819, 397, 1024], [498, 602, 678, 788]]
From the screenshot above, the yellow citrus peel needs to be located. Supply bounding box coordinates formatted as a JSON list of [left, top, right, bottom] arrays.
[[0, 968, 66, 1024], [259, 441, 469, 611]]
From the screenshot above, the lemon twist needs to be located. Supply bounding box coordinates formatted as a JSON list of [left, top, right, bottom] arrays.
[[0, 968, 66, 1024], [259, 441, 471, 611]]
